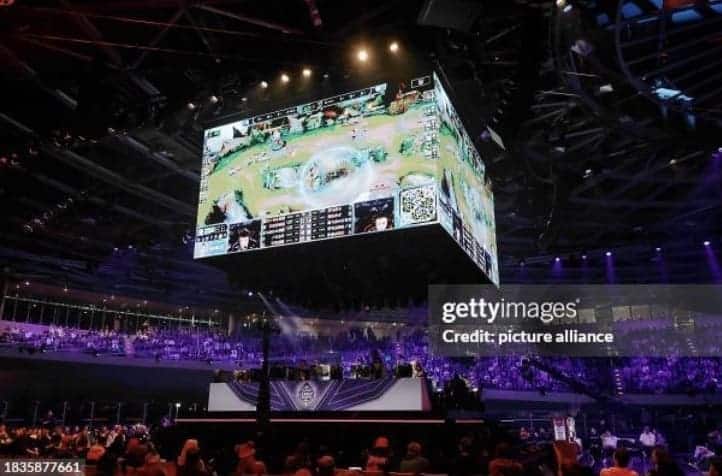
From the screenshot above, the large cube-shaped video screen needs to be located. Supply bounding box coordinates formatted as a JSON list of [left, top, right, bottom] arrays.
[[194, 73, 498, 285], [433, 73, 498, 285]]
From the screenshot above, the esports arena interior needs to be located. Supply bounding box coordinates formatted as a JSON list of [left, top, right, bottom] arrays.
[[1, 0, 722, 475]]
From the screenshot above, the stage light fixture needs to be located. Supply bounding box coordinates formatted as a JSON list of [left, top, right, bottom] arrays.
[[655, 247, 662, 252], [241, 97, 248, 102], [555, 256, 561, 262], [704, 240, 711, 247], [389, 41, 399, 53], [669, 159, 677, 165], [357, 49, 369, 62], [260, 81, 269, 89], [302, 68, 312, 78], [187, 102, 196, 110], [605, 251, 612, 257], [209, 95, 219, 104], [556, 0, 566, 7], [581, 254, 588, 260], [281, 73, 290, 84]]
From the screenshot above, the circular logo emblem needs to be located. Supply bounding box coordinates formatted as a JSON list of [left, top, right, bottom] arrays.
[[297, 382, 316, 408]]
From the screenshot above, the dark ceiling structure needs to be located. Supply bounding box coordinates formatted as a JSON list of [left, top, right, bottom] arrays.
[[0, 0, 720, 310]]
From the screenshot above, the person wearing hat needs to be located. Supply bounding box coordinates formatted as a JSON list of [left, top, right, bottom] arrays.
[[235, 441, 266, 476], [399, 441, 430, 475]]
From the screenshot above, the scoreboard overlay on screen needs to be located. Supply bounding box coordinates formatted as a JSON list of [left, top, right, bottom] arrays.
[[194, 73, 498, 285]]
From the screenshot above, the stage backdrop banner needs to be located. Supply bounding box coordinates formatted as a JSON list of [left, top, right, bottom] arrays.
[[208, 377, 431, 412]]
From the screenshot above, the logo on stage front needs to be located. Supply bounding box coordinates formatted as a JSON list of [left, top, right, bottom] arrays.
[[297, 382, 316, 408]]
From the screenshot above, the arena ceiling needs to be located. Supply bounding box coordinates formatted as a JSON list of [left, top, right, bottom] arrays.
[[0, 0, 720, 309]]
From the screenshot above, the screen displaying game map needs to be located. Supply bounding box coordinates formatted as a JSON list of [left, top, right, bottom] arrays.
[[434, 73, 498, 285], [194, 73, 498, 286]]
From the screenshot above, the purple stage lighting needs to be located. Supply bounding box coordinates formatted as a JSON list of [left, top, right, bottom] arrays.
[[605, 251, 615, 283], [552, 255, 563, 278], [704, 242, 721, 283]]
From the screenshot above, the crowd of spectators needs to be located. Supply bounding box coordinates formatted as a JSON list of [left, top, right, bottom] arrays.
[[2, 320, 722, 396], [3, 418, 719, 476]]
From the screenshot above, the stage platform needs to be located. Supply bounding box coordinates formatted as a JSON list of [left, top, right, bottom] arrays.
[[177, 415, 485, 425], [208, 377, 433, 412]]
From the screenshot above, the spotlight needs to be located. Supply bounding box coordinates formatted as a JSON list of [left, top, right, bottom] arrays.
[[357, 49, 369, 62], [704, 240, 711, 247], [280, 73, 290, 84], [581, 254, 588, 260], [605, 251, 612, 257], [302, 68, 312, 78], [248, 291, 254, 297], [655, 247, 662, 252], [323, 72, 329, 79], [209, 95, 219, 104], [187, 102, 196, 110], [555, 257, 561, 262], [388, 41, 399, 53], [556, 0, 566, 7], [669, 159, 677, 165], [260, 81, 269, 89], [241, 97, 248, 102]]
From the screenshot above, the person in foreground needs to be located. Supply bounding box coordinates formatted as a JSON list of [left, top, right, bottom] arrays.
[[398, 441, 430, 475], [600, 448, 638, 476]]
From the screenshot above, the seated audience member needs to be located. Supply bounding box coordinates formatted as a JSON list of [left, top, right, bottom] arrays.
[[86, 437, 107, 463], [139, 449, 166, 476], [316, 455, 336, 476], [648, 447, 683, 476], [125, 430, 150, 470], [282, 455, 311, 476], [489, 443, 523, 476], [177, 439, 208, 476], [365, 436, 392, 472], [235, 441, 266, 476], [709, 457, 722, 476], [600, 448, 638, 476], [639, 427, 656, 457], [451, 436, 477, 476], [399, 441, 430, 475]]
